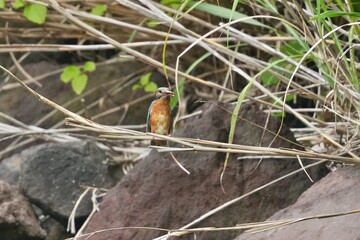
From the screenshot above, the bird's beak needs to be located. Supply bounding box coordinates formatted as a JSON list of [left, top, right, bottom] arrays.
[[164, 90, 174, 97]]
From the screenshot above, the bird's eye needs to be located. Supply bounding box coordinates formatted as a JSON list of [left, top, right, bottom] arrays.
[[158, 90, 162, 93]]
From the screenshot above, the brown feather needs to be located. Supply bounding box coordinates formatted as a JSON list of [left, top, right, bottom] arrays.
[[149, 98, 171, 146]]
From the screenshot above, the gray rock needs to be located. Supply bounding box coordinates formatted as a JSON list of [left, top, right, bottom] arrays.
[[0, 153, 22, 186], [20, 141, 115, 222], [235, 166, 360, 240], [0, 180, 46, 240]]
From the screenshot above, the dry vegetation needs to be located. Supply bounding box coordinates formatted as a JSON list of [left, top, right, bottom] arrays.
[[0, 0, 360, 237]]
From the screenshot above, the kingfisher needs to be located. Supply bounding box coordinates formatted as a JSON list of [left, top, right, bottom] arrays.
[[147, 87, 174, 145]]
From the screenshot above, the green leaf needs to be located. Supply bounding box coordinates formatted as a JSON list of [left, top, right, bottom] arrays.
[[261, 71, 280, 86], [170, 79, 184, 109], [261, 57, 283, 86], [311, 10, 360, 21], [83, 61, 96, 72], [23, 3, 47, 24], [61, 66, 80, 83], [188, 1, 267, 28], [285, 93, 295, 102], [90, 4, 107, 16], [261, 41, 306, 87], [146, 20, 160, 28], [221, 74, 255, 193], [72, 74, 88, 95], [160, 0, 182, 5], [13, 0, 25, 9], [353, 1, 360, 12], [132, 84, 141, 90], [160, 0, 181, 8], [273, 111, 285, 118], [0, 0, 5, 9], [144, 82, 158, 92], [140, 72, 151, 86], [280, 41, 306, 56]]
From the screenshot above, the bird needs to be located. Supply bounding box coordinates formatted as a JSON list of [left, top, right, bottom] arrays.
[[147, 87, 174, 145]]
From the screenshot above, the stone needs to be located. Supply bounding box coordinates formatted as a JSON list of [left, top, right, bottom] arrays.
[[81, 102, 327, 240], [20, 141, 116, 222], [235, 166, 360, 240], [0, 180, 46, 240], [0, 153, 22, 186]]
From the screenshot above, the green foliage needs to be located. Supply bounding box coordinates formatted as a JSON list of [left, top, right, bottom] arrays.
[[146, 20, 160, 28], [132, 72, 158, 93], [23, 3, 47, 24], [309, 0, 360, 91], [261, 41, 307, 86], [221, 73, 256, 193], [144, 82, 158, 92], [187, 1, 266, 28], [71, 74, 88, 95], [261, 58, 287, 86], [90, 4, 107, 16], [12, 0, 25, 9], [60, 61, 96, 95], [12, 0, 47, 24], [169, 79, 184, 110], [160, 0, 181, 9], [61, 66, 81, 83], [0, 0, 5, 9], [83, 61, 96, 72], [272, 94, 295, 118], [310, 11, 360, 21]]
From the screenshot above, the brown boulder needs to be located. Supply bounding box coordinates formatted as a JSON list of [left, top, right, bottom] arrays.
[[235, 166, 360, 240], [81, 102, 326, 240]]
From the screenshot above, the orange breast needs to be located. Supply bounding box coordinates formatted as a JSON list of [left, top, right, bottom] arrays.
[[150, 99, 171, 135]]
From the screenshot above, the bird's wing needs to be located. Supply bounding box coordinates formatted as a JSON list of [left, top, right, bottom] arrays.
[[146, 100, 154, 132]]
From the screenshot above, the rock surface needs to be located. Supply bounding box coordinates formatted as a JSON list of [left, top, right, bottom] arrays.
[[0, 153, 22, 186], [0, 180, 46, 240], [235, 166, 360, 240], [81, 102, 326, 240], [20, 141, 116, 222], [0, 60, 146, 128]]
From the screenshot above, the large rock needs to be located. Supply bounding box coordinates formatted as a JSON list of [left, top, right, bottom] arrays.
[[81, 102, 326, 240], [20, 141, 116, 222], [235, 166, 360, 240], [0, 180, 46, 240]]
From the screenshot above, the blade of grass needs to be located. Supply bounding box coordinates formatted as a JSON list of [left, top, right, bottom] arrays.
[[187, 1, 267, 28], [220, 77, 254, 194]]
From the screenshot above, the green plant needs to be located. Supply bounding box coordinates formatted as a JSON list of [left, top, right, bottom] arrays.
[[132, 72, 158, 93], [0, 0, 5, 9], [272, 94, 296, 118], [12, 0, 47, 24], [60, 61, 96, 95], [90, 4, 107, 16]]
